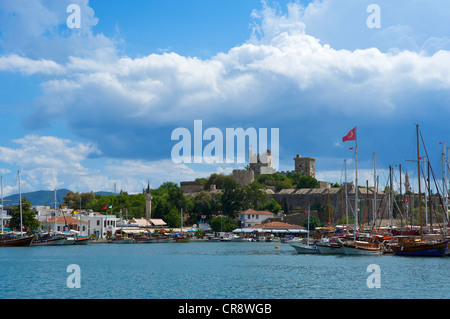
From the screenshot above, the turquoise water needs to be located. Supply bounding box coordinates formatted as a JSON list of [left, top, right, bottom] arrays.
[[0, 242, 449, 299]]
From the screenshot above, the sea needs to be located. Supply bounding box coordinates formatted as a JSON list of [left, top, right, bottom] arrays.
[[1, 241, 450, 301]]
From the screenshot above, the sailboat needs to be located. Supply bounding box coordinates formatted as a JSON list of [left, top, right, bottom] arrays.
[[291, 206, 319, 254], [391, 125, 448, 257], [0, 171, 34, 247]]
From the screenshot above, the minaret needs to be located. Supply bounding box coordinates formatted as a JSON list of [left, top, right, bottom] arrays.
[[404, 172, 411, 193], [145, 181, 152, 220]]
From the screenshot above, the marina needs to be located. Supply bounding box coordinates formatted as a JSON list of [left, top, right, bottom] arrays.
[[1, 241, 450, 299]]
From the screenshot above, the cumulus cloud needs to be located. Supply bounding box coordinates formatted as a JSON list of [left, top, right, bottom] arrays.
[[1, 0, 450, 191]]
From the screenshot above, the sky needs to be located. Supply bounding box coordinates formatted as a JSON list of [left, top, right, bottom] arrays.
[[0, 0, 450, 196]]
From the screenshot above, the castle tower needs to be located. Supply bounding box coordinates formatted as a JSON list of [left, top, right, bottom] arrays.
[[145, 181, 152, 220], [294, 154, 315, 178]]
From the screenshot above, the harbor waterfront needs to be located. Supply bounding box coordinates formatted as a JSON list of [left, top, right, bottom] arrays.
[[1, 241, 450, 299]]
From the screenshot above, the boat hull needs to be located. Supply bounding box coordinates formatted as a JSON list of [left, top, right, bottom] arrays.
[[32, 237, 66, 246], [0, 235, 34, 247], [75, 237, 90, 245], [340, 245, 383, 255], [291, 243, 320, 254], [63, 238, 76, 245], [316, 243, 343, 254], [392, 241, 447, 257]]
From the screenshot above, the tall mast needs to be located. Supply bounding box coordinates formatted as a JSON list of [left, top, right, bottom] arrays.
[[344, 159, 348, 231], [389, 165, 393, 228], [442, 142, 448, 236], [373, 153, 377, 229], [1, 175, 3, 234], [18, 170, 23, 236], [416, 124, 423, 238], [354, 127, 358, 240], [54, 189, 57, 233]]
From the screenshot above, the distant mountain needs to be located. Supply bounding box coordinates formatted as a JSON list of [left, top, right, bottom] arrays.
[[3, 189, 116, 207]]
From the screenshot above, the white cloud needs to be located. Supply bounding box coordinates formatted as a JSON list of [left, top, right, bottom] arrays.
[[1, 1, 450, 192]]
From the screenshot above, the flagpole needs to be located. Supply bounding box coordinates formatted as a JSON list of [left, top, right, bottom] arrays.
[[354, 127, 358, 240]]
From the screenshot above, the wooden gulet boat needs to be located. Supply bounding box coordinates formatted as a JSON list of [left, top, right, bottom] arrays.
[[337, 237, 383, 255]]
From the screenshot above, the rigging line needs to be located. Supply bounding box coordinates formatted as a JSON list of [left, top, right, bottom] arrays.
[[420, 163, 442, 232], [376, 171, 391, 230], [419, 129, 449, 225]]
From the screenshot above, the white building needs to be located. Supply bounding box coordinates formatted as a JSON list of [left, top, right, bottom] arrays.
[[237, 209, 275, 227], [83, 213, 118, 239], [40, 216, 88, 236], [40, 212, 118, 239]]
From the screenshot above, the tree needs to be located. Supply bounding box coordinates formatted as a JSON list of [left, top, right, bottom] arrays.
[[296, 176, 320, 189], [242, 182, 268, 210], [220, 177, 245, 216], [258, 198, 281, 213], [302, 215, 323, 231], [9, 197, 40, 231], [210, 215, 238, 232]]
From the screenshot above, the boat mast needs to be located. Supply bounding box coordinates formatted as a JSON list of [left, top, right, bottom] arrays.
[[354, 127, 358, 240], [1, 175, 3, 233], [416, 124, 423, 239], [442, 142, 448, 236], [18, 170, 23, 236], [344, 159, 348, 231], [54, 189, 57, 233], [307, 205, 310, 244], [373, 153, 377, 229]]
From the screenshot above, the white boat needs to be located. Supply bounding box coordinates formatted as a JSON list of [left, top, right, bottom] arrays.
[[31, 233, 66, 246], [291, 206, 319, 254], [316, 241, 343, 254], [290, 242, 320, 254], [230, 235, 245, 242], [75, 236, 90, 245], [63, 236, 76, 245]]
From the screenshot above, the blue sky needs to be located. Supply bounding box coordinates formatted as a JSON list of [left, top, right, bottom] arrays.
[[0, 0, 450, 196]]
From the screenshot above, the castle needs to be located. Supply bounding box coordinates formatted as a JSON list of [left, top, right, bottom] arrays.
[[178, 152, 414, 227]]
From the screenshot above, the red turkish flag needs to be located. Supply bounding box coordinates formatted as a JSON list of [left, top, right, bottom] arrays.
[[342, 127, 356, 142]]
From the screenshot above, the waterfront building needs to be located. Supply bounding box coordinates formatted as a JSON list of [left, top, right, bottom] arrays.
[[40, 216, 88, 236], [82, 212, 118, 239], [238, 209, 275, 227]]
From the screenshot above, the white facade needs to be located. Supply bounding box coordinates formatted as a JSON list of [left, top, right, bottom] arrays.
[[83, 213, 118, 239], [238, 209, 275, 227], [40, 212, 118, 238]]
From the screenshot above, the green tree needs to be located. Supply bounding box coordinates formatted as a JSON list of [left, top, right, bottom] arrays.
[[296, 176, 320, 189], [302, 215, 323, 231], [9, 197, 40, 231], [210, 215, 238, 232], [258, 198, 281, 213], [242, 182, 268, 210]]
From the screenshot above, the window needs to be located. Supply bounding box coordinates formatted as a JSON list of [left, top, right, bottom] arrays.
[[256, 215, 259, 219], [97, 220, 100, 226]]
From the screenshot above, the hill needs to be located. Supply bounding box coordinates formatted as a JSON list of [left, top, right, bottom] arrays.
[[3, 189, 115, 207]]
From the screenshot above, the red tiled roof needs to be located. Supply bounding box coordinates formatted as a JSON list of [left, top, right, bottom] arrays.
[[41, 216, 87, 224], [248, 221, 305, 229], [238, 209, 275, 215]]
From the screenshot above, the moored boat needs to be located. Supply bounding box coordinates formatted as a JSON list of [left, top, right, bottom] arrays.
[[31, 233, 66, 246], [0, 233, 34, 247], [290, 242, 320, 254], [75, 236, 90, 245], [337, 237, 383, 255], [392, 237, 447, 257], [315, 241, 343, 254]]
